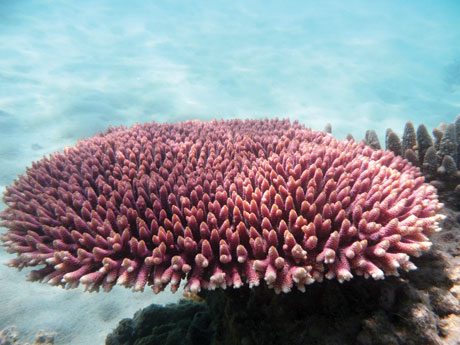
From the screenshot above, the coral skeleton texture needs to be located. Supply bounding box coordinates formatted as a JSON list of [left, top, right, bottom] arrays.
[[0, 119, 443, 294]]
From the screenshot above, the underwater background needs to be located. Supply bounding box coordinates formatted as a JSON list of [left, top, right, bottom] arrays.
[[0, 0, 459, 344]]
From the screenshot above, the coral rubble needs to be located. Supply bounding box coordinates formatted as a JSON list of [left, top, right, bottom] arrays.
[[0, 326, 55, 345]]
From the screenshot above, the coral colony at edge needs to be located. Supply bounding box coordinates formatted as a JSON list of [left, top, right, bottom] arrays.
[[0, 119, 444, 295], [383, 115, 460, 208]]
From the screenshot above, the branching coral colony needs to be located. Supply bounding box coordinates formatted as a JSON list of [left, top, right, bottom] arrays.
[[354, 115, 460, 208], [0, 119, 444, 295]]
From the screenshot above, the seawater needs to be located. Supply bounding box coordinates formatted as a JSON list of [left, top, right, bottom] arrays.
[[0, 1, 459, 344]]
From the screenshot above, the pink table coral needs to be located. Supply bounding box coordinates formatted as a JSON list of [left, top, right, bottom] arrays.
[[0, 119, 443, 295]]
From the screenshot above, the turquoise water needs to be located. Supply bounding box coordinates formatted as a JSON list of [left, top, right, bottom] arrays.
[[0, 1, 459, 344]]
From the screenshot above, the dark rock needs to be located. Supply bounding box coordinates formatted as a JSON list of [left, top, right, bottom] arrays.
[[429, 287, 460, 317], [357, 310, 401, 345], [106, 300, 213, 345], [400, 303, 442, 345]]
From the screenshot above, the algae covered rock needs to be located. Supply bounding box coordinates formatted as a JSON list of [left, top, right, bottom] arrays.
[[106, 300, 214, 345]]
